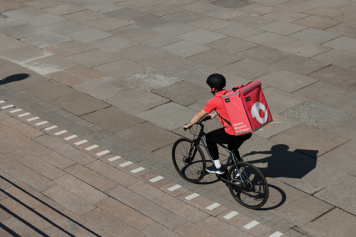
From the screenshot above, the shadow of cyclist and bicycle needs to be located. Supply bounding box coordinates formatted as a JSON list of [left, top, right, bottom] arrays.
[[200, 144, 318, 210]]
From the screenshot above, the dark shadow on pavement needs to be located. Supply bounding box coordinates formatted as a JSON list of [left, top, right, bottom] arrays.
[[0, 74, 29, 85], [242, 144, 318, 180], [0, 176, 100, 237], [0, 222, 21, 237], [0, 204, 49, 237], [258, 184, 286, 211]]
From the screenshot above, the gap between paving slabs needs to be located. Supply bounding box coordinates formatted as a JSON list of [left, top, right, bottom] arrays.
[[0, 99, 287, 237]]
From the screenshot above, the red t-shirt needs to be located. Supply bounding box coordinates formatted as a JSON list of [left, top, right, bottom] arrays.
[[203, 89, 235, 135]]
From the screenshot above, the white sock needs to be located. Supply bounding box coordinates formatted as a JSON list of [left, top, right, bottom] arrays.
[[213, 160, 221, 169]]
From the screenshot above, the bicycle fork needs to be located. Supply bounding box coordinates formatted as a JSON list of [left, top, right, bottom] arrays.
[[184, 143, 198, 163]]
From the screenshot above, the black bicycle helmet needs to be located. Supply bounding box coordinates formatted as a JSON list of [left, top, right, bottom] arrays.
[[206, 73, 226, 91]]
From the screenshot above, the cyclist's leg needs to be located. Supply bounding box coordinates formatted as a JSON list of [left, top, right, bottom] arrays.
[[228, 133, 252, 161], [205, 128, 226, 173], [205, 128, 225, 161]]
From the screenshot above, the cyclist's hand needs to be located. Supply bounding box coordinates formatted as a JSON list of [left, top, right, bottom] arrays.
[[183, 124, 192, 130]]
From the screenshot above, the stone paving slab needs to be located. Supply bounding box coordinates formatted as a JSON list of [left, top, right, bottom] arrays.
[[293, 81, 356, 107], [276, 40, 330, 58], [270, 55, 329, 75], [314, 173, 356, 216], [51, 92, 110, 116], [206, 36, 257, 55], [258, 70, 317, 93], [319, 140, 356, 176], [45, 40, 94, 57], [322, 36, 356, 54], [93, 59, 147, 78], [42, 20, 89, 34], [221, 58, 277, 79], [308, 65, 356, 88], [24, 80, 77, 101], [269, 123, 348, 158], [282, 100, 348, 129], [0, 45, 52, 65], [137, 102, 197, 131], [258, 21, 307, 36], [162, 40, 211, 58], [0, 36, 28, 52], [325, 22, 356, 38], [153, 80, 211, 106], [116, 121, 180, 151], [312, 49, 356, 69], [42, 3, 84, 16], [267, 181, 333, 227], [293, 16, 341, 30], [187, 48, 242, 68], [0, 23, 46, 40], [104, 88, 169, 115], [290, 28, 341, 45], [88, 35, 139, 52], [245, 32, 297, 49], [236, 45, 291, 65], [0, 18, 25, 30], [73, 76, 135, 100], [82, 106, 145, 133], [255, 114, 300, 139], [303, 208, 356, 237], [65, 48, 119, 67]]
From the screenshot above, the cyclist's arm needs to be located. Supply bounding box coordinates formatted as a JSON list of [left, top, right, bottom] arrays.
[[210, 112, 217, 119], [183, 109, 207, 129]]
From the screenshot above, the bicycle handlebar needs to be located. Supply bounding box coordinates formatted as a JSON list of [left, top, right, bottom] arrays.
[[183, 115, 211, 131], [199, 115, 211, 123]]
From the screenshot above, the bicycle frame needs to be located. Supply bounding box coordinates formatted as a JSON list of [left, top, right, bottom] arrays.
[[189, 122, 246, 187]]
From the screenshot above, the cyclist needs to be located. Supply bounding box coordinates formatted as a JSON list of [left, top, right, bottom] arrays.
[[183, 74, 252, 174]]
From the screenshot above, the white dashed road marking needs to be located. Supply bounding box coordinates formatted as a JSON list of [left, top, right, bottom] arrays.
[[65, 135, 77, 140], [86, 145, 98, 151], [27, 117, 39, 121], [206, 203, 220, 210], [75, 140, 87, 145], [96, 150, 110, 156], [10, 108, 22, 113], [269, 231, 283, 237], [55, 130, 67, 135], [2, 105, 14, 109], [244, 220, 259, 230], [168, 184, 181, 191], [119, 161, 133, 167], [35, 121, 48, 126], [131, 167, 145, 173], [18, 112, 30, 117], [108, 156, 121, 161], [45, 125, 57, 131], [185, 193, 199, 200], [223, 211, 239, 220], [149, 176, 164, 183], [0, 100, 5, 103]]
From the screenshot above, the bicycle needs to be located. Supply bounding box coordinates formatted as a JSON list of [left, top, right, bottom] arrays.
[[172, 115, 269, 209]]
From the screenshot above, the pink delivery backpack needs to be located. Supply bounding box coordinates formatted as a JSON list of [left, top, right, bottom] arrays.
[[217, 80, 272, 136]]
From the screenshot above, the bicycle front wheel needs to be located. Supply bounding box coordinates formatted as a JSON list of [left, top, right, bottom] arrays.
[[227, 162, 269, 209], [172, 138, 206, 183]]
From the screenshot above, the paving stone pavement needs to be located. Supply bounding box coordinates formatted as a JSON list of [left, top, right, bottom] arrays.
[[0, 100, 287, 237], [1, 0, 356, 236]]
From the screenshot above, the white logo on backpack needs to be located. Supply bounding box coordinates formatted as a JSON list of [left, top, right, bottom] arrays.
[[251, 102, 268, 124]]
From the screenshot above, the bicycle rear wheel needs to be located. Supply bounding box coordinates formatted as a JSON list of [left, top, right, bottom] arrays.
[[172, 138, 206, 183], [227, 162, 269, 209]]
